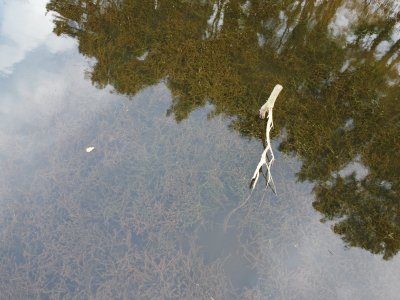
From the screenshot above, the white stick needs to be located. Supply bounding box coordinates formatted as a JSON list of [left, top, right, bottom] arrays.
[[259, 84, 283, 119], [250, 84, 283, 190], [224, 85, 283, 231]]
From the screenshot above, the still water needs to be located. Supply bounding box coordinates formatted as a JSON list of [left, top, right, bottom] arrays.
[[0, 0, 399, 299]]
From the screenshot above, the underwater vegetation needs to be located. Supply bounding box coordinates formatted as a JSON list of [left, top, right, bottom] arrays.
[[0, 0, 399, 299], [47, 0, 400, 259]]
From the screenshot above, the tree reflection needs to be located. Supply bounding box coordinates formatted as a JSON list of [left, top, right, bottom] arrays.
[[47, 0, 400, 259]]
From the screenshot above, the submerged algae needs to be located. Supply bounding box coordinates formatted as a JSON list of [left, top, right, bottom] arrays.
[[47, 0, 400, 259]]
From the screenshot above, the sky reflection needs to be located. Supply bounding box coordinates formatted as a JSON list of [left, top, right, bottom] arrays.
[[0, 0, 75, 76], [0, 0, 400, 299]]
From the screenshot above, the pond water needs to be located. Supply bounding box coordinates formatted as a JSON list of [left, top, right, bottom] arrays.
[[0, 0, 399, 299]]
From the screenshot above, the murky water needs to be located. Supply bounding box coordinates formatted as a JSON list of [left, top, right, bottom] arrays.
[[0, 0, 399, 299]]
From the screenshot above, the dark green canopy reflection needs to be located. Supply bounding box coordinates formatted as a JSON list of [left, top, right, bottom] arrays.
[[47, 0, 400, 259]]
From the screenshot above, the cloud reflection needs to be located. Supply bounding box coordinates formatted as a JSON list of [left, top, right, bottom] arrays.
[[0, 0, 74, 75]]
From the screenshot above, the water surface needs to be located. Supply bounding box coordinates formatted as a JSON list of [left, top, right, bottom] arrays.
[[0, 0, 399, 299]]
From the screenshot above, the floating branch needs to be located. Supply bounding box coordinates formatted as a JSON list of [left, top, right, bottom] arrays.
[[250, 84, 283, 191], [224, 85, 283, 231]]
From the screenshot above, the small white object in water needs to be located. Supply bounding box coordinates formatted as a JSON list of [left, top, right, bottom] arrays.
[[86, 146, 95, 153]]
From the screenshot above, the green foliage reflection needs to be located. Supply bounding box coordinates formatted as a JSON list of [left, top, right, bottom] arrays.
[[47, 0, 400, 259]]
